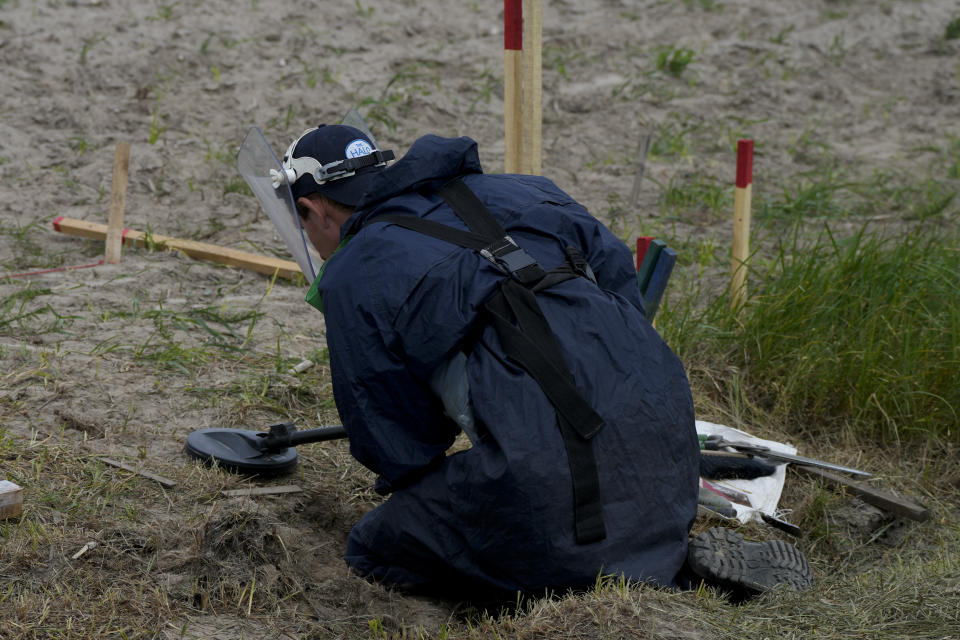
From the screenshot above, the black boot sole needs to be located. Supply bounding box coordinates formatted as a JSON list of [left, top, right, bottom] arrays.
[[687, 527, 814, 596]]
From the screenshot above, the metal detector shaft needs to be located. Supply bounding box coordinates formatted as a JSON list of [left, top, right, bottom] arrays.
[[261, 422, 347, 451], [289, 425, 348, 445]]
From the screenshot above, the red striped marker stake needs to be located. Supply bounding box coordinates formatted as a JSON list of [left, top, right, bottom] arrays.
[[731, 139, 753, 310], [504, 0, 522, 173]]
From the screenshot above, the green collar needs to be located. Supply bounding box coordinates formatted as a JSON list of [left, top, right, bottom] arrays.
[[305, 235, 353, 313]]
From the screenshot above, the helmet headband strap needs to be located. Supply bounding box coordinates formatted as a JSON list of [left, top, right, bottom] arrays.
[[271, 130, 395, 190]]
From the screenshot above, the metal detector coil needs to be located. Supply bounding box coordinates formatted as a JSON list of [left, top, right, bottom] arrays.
[[185, 422, 348, 476]]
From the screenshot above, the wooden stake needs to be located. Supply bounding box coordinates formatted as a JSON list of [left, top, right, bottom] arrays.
[[53, 217, 302, 280], [628, 130, 652, 212], [221, 485, 302, 498], [504, 0, 523, 173], [794, 465, 929, 522], [105, 142, 131, 264], [521, 0, 542, 175], [731, 139, 753, 310], [0, 480, 23, 520], [99, 457, 177, 487]]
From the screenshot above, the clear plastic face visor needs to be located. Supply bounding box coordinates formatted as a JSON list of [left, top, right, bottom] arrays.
[[236, 126, 319, 283], [235, 111, 391, 284]]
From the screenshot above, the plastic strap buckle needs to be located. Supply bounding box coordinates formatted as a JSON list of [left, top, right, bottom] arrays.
[[480, 236, 538, 277]]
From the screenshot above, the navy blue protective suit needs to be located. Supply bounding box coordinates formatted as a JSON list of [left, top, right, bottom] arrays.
[[309, 135, 699, 594]]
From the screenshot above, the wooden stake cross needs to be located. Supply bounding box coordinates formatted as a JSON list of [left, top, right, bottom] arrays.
[[53, 217, 302, 280], [105, 141, 131, 264]]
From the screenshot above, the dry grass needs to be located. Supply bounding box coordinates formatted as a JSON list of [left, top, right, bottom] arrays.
[[2, 341, 957, 639]]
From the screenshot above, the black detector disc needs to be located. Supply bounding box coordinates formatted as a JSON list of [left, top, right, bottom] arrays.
[[185, 423, 348, 476], [185, 427, 299, 475]]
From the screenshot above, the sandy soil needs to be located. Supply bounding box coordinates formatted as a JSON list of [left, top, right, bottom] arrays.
[[1, 0, 958, 637]]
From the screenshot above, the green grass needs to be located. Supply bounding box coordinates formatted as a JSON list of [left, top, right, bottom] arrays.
[[654, 45, 696, 77], [945, 16, 960, 40], [660, 171, 731, 217], [3, 216, 957, 640], [0, 286, 78, 336], [0, 221, 71, 272], [148, 107, 166, 145], [756, 162, 958, 222], [659, 221, 960, 445]]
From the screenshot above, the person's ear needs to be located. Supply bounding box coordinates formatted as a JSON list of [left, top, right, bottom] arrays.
[[297, 196, 326, 225]]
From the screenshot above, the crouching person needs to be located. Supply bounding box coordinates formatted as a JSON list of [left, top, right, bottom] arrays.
[[257, 118, 811, 601]]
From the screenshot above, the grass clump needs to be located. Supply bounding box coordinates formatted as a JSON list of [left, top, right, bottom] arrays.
[[655, 45, 696, 77], [661, 172, 732, 217], [945, 16, 960, 40], [662, 222, 960, 444]]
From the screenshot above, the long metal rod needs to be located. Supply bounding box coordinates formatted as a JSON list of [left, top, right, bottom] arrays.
[[706, 436, 871, 477], [288, 425, 348, 446]]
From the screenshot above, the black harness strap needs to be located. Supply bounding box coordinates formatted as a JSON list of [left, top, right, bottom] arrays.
[[374, 178, 607, 544], [485, 280, 604, 441], [376, 216, 491, 252], [436, 177, 507, 240], [485, 280, 606, 543]]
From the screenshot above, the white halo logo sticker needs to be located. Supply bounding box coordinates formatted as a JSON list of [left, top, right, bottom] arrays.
[[345, 138, 374, 158]]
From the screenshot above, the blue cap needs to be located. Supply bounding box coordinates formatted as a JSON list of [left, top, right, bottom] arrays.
[[289, 124, 387, 207]]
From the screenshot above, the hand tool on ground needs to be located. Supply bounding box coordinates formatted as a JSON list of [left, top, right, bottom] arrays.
[[702, 434, 872, 478], [702, 479, 751, 506], [700, 452, 777, 480]]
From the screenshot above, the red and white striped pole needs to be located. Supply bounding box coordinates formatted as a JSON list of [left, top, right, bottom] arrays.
[[504, 0, 522, 173], [731, 139, 753, 310]]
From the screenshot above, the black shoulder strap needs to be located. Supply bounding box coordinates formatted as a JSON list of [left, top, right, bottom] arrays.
[[375, 215, 490, 252], [376, 178, 547, 286], [437, 178, 507, 239], [374, 178, 607, 544]]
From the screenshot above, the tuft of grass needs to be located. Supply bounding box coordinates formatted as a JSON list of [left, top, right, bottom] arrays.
[[355, 0, 374, 18], [222, 175, 253, 197], [660, 172, 732, 217], [684, 0, 723, 11], [1, 221, 71, 271], [148, 106, 166, 145], [711, 531, 960, 638], [301, 60, 338, 89], [356, 61, 444, 131], [945, 16, 960, 40], [544, 44, 589, 81], [79, 33, 106, 65], [661, 222, 960, 444], [147, 1, 178, 22], [755, 161, 959, 223], [649, 114, 701, 160], [654, 45, 696, 77], [0, 286, 78, 336]]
